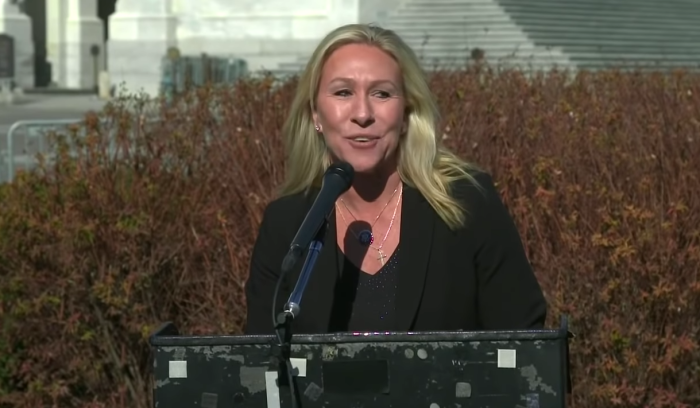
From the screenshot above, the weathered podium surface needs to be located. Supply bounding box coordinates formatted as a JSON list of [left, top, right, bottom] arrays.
[[149, 316, 572, 408]]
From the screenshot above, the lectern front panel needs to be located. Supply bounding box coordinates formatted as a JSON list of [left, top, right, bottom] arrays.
[[150, 327, 570, 408]]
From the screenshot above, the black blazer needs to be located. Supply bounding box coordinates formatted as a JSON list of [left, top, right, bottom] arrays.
[[244, 171, 547, 335]]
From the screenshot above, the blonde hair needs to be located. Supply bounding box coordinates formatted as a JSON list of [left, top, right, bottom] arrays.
[[279, 23, 481, 230]]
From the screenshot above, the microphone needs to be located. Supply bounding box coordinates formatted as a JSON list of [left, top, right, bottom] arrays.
[[280, 161, 354, 273], [271, 162, 352, 408]]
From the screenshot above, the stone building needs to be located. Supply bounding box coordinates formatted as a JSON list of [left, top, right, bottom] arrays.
[[1, 0, 698, 97]]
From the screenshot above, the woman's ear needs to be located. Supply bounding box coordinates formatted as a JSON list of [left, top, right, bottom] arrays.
[[312, 111, 322, 132]]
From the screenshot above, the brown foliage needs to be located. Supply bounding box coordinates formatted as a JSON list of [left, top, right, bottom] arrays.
[[0, 68, 699, 408]]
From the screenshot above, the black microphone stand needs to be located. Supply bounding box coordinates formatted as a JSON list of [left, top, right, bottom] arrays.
[[272, 218, 329, 408]]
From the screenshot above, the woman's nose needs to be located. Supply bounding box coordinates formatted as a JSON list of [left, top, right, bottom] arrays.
[[351, 94, 374, 127]]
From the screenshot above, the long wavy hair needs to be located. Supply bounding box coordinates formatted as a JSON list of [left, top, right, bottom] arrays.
[[279, 23, 481, 230]]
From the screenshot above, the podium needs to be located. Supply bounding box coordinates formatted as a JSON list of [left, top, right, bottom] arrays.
[[149, 316, 572, 408]]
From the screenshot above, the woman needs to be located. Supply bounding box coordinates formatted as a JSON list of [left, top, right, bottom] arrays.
[[244, 23, 547, 335]]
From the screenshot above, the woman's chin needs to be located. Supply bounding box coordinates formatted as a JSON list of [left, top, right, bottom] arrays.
[[346, 160, 381, 175], [334, 151, 397, 176]]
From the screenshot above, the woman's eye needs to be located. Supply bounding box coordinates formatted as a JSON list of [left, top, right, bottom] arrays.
[[374, 91, 391, 98]]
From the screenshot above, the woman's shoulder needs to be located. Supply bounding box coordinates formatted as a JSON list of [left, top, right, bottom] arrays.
[[450, 167, 498, 202], [447, 168, 506, 226], [260, 188, 319, 224]]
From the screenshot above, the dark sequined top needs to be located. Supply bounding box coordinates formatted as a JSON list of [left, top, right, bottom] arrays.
[[328, 246, 400, 332]]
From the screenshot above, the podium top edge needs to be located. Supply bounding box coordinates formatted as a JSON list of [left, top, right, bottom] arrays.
[[149, 328, 570, 347]]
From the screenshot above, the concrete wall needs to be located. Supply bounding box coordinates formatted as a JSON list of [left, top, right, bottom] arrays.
[[107, 0, 365, 96]]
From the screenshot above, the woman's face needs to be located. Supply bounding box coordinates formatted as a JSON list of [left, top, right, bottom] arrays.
[[313, 43, 406, 175]]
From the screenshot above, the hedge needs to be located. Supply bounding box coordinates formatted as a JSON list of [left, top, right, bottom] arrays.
[[0, 67, 699, 408]]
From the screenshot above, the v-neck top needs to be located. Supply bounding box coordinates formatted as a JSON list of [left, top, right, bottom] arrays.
[[328, 245, 400, 332]]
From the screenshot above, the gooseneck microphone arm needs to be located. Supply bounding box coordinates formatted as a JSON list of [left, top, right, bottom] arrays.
[[283, 220, 328, 319], [280, 168, 353, 274], [270, 161, 354, 408], [272, 224, 328, 408]]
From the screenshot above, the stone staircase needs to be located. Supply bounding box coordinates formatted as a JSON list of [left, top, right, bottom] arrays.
[[274, 0, 574, 76], [379, 0, 573, 71], [269, 0, 700, 76], [496, 0, 700, 71]]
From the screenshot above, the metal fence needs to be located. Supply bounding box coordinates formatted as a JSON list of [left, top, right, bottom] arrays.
[[159, 53, 249, 100], [1, 119, 85, 184], [1, 117, 184, 184]]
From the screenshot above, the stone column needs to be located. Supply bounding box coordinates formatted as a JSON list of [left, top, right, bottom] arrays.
[[108, 0, 177, 97], [46, 0, 66, 87], [0, 0, 34, 89], [64, 0, 103, 89]]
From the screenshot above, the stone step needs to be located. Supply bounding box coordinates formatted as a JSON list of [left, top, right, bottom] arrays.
[[394, 9, 510, 18], [407, 5, 690, 20], [407, 0, 680, 11], [388, 13, 700, 31], [500, 6, 695, 19], [522, 28, 700, 42], [405, 0, 517, 5], [405, 37, 700, 53], [382, 0, 568, 70], [399, 33, 700, 49], [504, 17, 700, 31], [398, 4, 698, 25], [498, 0, 692, 12], [400, 3, 505, 13], [531, 42, 699, 52], [401, 41, 561, 53], [407, 49, 569, 60], [418, 60, 568, 70], [393, 30, 544, 40], [404, 47, 698, 61], [403, 44, 562, 57], [402, 42, 560, 53], [571, 61, 700, 70], [413, 50, 571, 64], [394, 31, 537, 41], [386, 22, 700, 37], [546, 52, 700, 62], [385, 24, 527, 36], [388, 14, 513, 23]]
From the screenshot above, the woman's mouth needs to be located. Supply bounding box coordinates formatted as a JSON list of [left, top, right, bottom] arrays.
[[347, 136, 379, 148], [347, 135, 380, 142]]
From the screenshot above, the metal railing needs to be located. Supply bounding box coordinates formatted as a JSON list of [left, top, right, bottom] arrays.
[[1, 119, 85, 183], [159, 52, 249, 100]]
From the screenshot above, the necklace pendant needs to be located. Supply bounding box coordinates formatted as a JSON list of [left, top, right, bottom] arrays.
[[358, 230, 374, 246], [377, 249, 387, 266]]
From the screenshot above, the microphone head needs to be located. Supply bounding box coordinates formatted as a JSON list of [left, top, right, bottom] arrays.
[[324, 161, 354, 191]]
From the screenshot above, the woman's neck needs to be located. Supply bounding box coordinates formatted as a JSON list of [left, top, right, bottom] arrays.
[[341, 168, 402, 213]]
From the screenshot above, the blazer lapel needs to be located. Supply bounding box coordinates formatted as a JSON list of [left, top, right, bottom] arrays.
[[395, 184, 435, 331]]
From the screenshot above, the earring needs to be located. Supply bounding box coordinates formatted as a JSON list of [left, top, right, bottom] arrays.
[[315, 124, 321, 132]]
